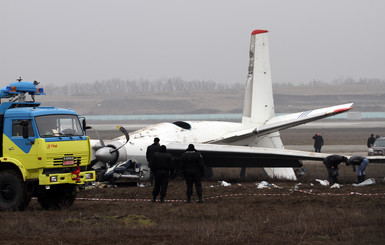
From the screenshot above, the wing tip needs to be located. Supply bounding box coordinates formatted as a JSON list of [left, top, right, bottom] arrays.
[[333, 106, 354, 114]]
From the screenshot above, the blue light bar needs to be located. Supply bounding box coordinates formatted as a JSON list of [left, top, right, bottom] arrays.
[[0, 81, 45, 99]]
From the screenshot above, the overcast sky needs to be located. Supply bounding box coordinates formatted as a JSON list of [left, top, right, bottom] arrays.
[[1, 0, 384, 86]]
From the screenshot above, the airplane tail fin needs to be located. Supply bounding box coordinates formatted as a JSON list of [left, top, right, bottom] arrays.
[[242, 30, 274, 125]]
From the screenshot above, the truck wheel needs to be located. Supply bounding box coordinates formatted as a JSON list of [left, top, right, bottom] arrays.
[[62, 187, 77, 207], [0, 170, 30, 211], [38, 186, 77, 210]]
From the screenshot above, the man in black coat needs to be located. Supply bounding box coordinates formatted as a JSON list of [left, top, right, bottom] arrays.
[[323, 155, 349, 185], [146, 137, 161, 185], [312, 132, 324, 152], [181, 144, 204, 203], [151, 145, 174, 203], [367, 134, 376, 148]]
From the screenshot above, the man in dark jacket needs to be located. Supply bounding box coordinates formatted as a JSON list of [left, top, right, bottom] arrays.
[[151, 145, 174, 203], [367, 134, 376, 148], [146, 137, 161, 185], [347, 156, 369, 183], [312, 132, 324, 152], [181, 144, 204, 203], [323, 155, 349, 185]]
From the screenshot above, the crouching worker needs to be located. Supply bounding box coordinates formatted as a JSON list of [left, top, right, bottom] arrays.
[[323, 155, 349, 185], [151, 145, 174, 203], [181, 144, 204, 203], [347, 156, 369, 183]]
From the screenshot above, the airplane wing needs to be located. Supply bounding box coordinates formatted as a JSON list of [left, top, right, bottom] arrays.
[[255, 103, 354, 135], [214, 103, 353, 143], [167, 143, 385, 169], [166, 143, 329, 168]]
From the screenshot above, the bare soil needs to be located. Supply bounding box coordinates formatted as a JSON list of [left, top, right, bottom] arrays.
[[1, 128, 385, 244]]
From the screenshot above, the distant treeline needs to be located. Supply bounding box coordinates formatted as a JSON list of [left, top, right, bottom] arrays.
[[45, 78, 245, 96], [45, 77, 385, 96], [276, 77, 385, 87]]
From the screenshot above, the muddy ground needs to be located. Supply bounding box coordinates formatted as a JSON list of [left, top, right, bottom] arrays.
[[1, 127, 385, 244]]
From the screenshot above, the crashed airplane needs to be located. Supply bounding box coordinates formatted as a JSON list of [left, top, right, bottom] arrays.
[[90, 29, 357, 181]]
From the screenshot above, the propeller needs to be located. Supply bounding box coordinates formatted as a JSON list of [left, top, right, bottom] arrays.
[[110, 126, 130, 153], [94, 126, 130, 165]]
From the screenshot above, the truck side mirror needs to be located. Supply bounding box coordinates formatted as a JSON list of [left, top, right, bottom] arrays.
[[79, 117, 88, 133], [82, 118, 87, 132]]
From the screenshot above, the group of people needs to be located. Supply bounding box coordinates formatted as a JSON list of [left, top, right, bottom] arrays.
[[312, 132, 371, 184], [145, 133, 371, 200], [323, 154, 369, 185], [146, 138, 204, 203], [314, 132, 380, 152]]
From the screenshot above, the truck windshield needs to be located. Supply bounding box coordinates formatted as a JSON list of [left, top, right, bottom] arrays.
[[35, 114, 84, 138]]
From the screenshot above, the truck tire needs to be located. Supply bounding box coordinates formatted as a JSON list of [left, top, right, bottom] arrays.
[[0, 170, 30, 211], [37, 186, 77, 210]]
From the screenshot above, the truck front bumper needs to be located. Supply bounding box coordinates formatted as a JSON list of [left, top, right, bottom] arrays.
[[39, 170, 96, 185]]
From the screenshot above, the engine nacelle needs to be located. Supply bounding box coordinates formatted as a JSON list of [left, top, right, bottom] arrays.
[[94, 140, 128, 165]]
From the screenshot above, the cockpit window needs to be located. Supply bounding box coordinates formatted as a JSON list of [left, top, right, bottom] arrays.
[[35, 114, 83, 138], [173, 121, 191, 130]]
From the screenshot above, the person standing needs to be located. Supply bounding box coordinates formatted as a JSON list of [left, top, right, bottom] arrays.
[[312, 132, 324, 152], [367, 134, 376, 148], [151, 145, 174, 203], [146, 137, 161, 185], [347, 156, 369, 183], [322, 155, 349, 185], [181, 144, 204, 203]]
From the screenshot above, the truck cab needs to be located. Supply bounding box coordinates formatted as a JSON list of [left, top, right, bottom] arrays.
[[0, 80, 95, 210]]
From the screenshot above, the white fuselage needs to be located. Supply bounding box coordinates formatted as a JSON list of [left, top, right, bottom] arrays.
[[106, 121, 255, 170]]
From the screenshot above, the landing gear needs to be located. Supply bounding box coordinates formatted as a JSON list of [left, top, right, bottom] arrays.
[[0, 170, 31, 211], [37, 185, 77, 210]]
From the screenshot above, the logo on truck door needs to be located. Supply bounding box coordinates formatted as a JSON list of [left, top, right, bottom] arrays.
[[46, 144, 58, 149]]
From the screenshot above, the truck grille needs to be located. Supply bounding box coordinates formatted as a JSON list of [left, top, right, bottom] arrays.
[[52, 154, 81, 166]]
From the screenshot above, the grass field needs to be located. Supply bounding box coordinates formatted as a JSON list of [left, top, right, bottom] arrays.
[[1, 166, 384, 245]]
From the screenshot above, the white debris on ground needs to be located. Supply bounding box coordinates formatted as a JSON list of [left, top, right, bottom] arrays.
[[256, 181, 283, 189], [220, 181, 231, 187], [256, 181, 269, 189], [315, 179, 330, 186], [330, 183, 341, 188], [352, 178, 376, 187]]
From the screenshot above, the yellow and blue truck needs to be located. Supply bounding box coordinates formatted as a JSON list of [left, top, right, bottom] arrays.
[[0, 79, 95, 210]]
